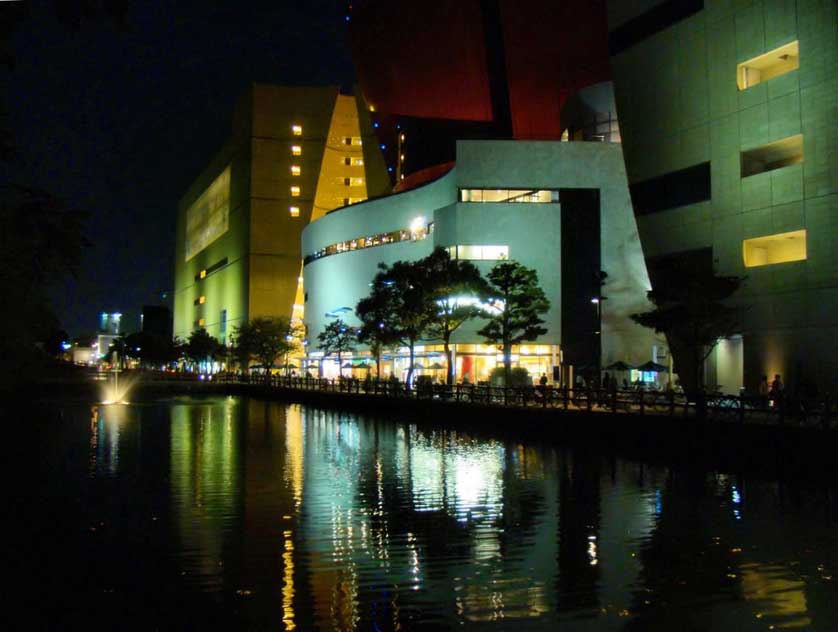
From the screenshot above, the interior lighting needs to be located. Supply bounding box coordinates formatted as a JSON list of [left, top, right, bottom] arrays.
[[291, 186, 300, 196], [409, 216, 426, 235], [198, 295, 206, 304], [291, 165, 301, 176], [289, 206, 300, 217], [291, 124, 302, 136], [199, 269, 207, 279], [291, 145, 302, 156]]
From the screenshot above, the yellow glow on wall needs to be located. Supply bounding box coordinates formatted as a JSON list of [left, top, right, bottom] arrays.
[[737, 41, 799, 90], [291, 145, 302, 156], [291, 124, 302, 136], [185, 166, 230, 261], [743, 230, 807, 267], [290, 186, 300, 197], [290, 165, 301, 176], [289, 206, 300, 217], [198, 295, 206, 304]]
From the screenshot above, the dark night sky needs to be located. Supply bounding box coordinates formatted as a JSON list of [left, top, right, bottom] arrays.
[[3, 0, 354, 336]]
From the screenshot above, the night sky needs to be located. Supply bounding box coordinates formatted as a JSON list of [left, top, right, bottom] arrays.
[[3, 0, 354, 336]]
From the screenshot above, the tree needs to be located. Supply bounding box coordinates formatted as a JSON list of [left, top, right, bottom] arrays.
[[185, 328, 222, 371], [420, 247, 489, 385], [478, 261, 550, 386], [356, 259, 435, 388], [317, 318, 357, 378], [631, 270, 743, 395], [356, 286, 400, 380], [233, 316, 298, 379]]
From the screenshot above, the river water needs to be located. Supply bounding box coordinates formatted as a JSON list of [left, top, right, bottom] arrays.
[[16, 395, 838, 630]]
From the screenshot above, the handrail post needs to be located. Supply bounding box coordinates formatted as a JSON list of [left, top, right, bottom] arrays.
[[563, 386, 569, 410]]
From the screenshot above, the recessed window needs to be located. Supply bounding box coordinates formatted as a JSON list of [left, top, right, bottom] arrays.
[[344, 137, 352, 145], [743, 230, 806, 267], [737, 41, 799, 90], [630, 162, 711, 215], [199, 269, 207, 279], [343, 197, 350, 206], [290, 165, 301, 176], [291, 124, 302, 136], [289, 206, 300, 217], [199, 295, 206, 304], [344, 157, 351, 166], [197, 319, 206, 327], [343, 177, 351, 186], [741, 134, 803, 178], [290, 186, 300, 197], [291, 145, 302, 156]]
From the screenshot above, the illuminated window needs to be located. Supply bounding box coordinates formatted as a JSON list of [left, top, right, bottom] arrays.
[[743, 230, 806, 267], [741, 134, 803, 178], [291, 124, 302, 136], [289, 206, 300, 217], [197, 319, 206, 327], [459, 188, 558, 203], [737, 41, 799, 90], [199, 269, 207, 279], [368, 104, 376, 112], [350, 177, 364, 186], [290, 186, 300, 197], [291, 145, 302, 156], [447, 245, 509, 261], [199, 295, 206, 304], [352, 157, 364, 166], [290, 165, 301, 176]]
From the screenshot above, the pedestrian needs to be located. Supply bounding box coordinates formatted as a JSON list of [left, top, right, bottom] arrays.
[[538, 372, 548, 399], [758, 374, 769, 408], [769, 373, 784, 407]]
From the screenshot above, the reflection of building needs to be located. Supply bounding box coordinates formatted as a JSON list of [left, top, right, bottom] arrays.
[[302, 138, 656, 381], [173, 85, 389, 343], [605, 2, 838, 392]]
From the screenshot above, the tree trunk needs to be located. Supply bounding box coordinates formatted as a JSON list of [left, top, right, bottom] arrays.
[[406, 340, 415, 389], [444, 338, 453, 386], [503, 340, 512, 386], [376, 353, 381, 379]]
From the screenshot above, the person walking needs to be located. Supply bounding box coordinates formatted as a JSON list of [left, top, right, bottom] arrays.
[[769, 374, 784, 408], [758, 374, 769, 409]]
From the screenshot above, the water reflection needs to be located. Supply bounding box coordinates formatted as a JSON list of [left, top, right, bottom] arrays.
[[63, 398, 838, 630]]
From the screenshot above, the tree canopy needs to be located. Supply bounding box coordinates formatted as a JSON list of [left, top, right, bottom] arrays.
[[478, 261, 550, 385], [317, 318, 357, 377], [233, 316, 298, 374], [631, 269, 743, 394]]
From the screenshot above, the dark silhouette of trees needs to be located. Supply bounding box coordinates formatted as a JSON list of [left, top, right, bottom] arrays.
[[421, 247, 489, 385], [631, 270, 742, 395], [184, 328, 222, 370], [317, 318, 357, 378], [478, 261, 550, 386]]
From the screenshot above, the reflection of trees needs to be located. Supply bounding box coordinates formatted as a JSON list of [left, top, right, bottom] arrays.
[[622, 469, 743, 631], [556, 451, 602, 613]]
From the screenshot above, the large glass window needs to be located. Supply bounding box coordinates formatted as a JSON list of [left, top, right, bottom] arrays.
[[743, 230, 806, 267], [445, 245, 509, 261], [185, 166, 230, 261], [459, 189, 558, 203]]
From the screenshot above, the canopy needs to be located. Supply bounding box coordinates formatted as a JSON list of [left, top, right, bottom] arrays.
[[412, 362, 426, 369], [355, 362, 372, 369], [341, 362, 354, 368], [281, 363, 298, 369], [428, 362, 445, 370], [635, 360, 668, 373], [604, 361, 634, 371]]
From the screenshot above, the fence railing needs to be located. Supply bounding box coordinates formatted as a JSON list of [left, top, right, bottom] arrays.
[[194, 372, 837, 430]]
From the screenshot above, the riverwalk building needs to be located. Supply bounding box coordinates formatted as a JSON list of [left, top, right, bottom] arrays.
[[173, 85, 389, 344], [302, 132, 658, 383], [605, 0, 838, 393]]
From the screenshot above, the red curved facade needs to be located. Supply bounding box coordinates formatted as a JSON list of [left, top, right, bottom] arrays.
[[348, 0, 610, 142]]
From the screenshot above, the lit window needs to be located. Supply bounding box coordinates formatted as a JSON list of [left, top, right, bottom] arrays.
[[352, 157, 364, 166], [741, 134, 803, 178], [198, 318, 205, 327], [291, 165, 301, 176], [459, 188, 558, 203], [289, 206, 300, 217], [447, 245, 509, 260], [290, 186, 300, 197], [737, 41, 799, 90], [291, 124, 302, 136], [743, 230, 806, 267], [199, 269, 207, 279], [351, 177, 364, 186], [199, 295, 206, 304], [369, 104, 376, 112], [291, 145, 302, 156]]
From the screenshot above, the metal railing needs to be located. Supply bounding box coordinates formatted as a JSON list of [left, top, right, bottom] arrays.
[[203, 372, 837, 430]]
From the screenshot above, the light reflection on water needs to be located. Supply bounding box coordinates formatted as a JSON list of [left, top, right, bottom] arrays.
[[35, 396, 838, 630]]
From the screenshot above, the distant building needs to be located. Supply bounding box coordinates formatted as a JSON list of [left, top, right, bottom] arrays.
[[173, 84, 390, 344]]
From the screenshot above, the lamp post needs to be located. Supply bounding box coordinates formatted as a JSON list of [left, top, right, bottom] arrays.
[[591, 296, 607, 385]]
